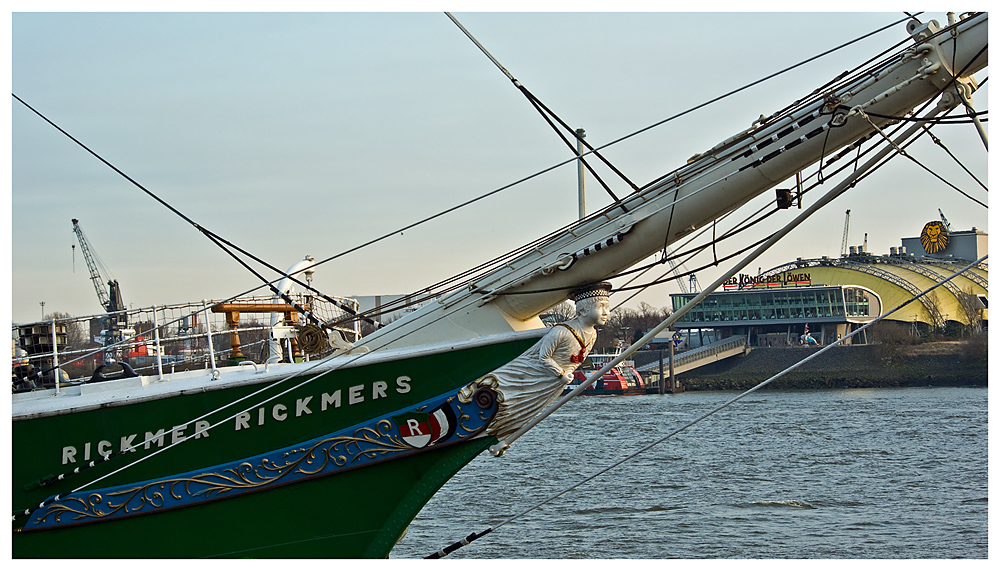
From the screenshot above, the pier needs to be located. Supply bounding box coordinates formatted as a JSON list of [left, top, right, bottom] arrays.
[[637, 335, 751, 393]]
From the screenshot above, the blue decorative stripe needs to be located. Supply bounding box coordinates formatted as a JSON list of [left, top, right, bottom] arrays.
[[23, 385, 499, 531]]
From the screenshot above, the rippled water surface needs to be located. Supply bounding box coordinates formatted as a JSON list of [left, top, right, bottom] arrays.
[[390, 386, 987, 559]]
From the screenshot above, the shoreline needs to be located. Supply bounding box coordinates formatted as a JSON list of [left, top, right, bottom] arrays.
[[651, 341, 987, 392]]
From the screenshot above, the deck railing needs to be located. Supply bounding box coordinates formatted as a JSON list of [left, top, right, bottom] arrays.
[[12, 293, 360, 390]]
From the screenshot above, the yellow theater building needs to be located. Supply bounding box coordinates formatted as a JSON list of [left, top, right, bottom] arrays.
[[670, 222, 987, 346]]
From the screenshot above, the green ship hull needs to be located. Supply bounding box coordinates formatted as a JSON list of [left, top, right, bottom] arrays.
[[12, 333, 540, 558]]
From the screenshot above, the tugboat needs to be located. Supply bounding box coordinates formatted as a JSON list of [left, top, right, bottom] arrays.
[[564, 341, 646, 396]]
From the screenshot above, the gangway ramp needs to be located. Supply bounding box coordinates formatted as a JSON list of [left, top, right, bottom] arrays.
[[636, 335, 750, 376]]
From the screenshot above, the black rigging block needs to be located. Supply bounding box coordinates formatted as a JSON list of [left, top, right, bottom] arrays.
[[775, 188, 793, 210]]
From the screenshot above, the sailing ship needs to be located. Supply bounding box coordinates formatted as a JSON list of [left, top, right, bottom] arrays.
[[12, 13, 987, 558]]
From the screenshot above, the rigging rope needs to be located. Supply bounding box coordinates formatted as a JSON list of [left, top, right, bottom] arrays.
[[445, 11, 634, 208], [616, 53, 989, 302], [520, 88, 632, 204], [486, 93, 960, 462], [426, 253, 987, 558], [341, 16, 984, 322], [12, 13, 920, 329], [11, 12, 967, 515], [16, 194, 642, 512], [358, 11, 921, 318], [328, 40, 988, 321], [11, 94, 372, 331], [860, 109, 988, 123], [856, 106, 988, 209], [493, 110, 932, 301], [920, 124, 989, 191], [900, 151, 988, 207]]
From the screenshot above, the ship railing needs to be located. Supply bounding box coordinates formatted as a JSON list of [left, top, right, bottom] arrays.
[[12, 293, 361, 391]]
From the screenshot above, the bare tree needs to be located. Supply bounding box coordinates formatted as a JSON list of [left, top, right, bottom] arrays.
[[632, 302, 672, 334], [541, 301, 576, 325], [596, 302, 672, 352], [923, 291, 946, 331], [43, 312, 87, 348], [955, 287, 985, 336]]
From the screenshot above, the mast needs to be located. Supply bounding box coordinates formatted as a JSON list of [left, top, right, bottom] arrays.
[[576, 128, 586, 220]]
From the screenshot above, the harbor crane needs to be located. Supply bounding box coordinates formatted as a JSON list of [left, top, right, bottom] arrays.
[[840, 210, 851, 257], [663, 247, 699, 294], [71, 219, 127, 356], [938, 209, 952, 231]]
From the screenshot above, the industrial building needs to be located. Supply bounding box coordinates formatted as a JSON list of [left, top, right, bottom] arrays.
[[670, 221, 987, 347]]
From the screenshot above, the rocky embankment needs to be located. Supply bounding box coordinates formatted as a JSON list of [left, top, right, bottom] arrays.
[[664, 341, 987, 391]]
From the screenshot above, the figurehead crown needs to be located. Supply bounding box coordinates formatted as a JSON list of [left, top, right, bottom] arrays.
[[569, 281, 613, 303]]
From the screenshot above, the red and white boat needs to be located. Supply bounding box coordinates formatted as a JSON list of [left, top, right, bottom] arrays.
[[564, 342, 645, 395]]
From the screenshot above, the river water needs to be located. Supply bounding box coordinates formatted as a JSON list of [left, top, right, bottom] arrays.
[[390, 386, 987, 559]]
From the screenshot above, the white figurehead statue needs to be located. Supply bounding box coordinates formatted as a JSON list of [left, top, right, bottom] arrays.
[[484, 282, 612, 443]]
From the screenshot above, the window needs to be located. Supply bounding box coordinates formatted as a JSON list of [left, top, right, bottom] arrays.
[[844, 288, 871, 317]]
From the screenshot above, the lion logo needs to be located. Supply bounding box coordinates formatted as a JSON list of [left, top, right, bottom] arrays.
[[920, 221, 949, 254]]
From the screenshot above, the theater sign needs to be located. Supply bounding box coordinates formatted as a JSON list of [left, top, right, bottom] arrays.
[[723, 271, 812, 290]]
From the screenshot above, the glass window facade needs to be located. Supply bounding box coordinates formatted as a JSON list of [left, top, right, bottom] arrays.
[[844, 287, 871, 317], [672, 286, 877, 324]]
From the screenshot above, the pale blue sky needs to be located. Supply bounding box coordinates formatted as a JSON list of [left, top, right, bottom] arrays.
[[9, 10, 989, 323]]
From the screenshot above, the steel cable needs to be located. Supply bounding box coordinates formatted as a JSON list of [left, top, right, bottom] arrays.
[[426, 254, 986, 558]]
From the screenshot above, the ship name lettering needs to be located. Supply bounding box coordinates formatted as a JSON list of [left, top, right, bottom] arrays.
[[193, 420, 210, 439], [235, 412, 251, 431], [98, 440, 113, 456], [171, 424, 187, 444], [272, 403, 288, 422], [295, 396, 312, 416], [321, 390, 341, 411], [396, 376, 411, 393], [57, 376, 415, 464], [60, 420, 213, 465], [349, 385, 364, 405], [144, 429, 166, 449], [120, 434, 138, 454]]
